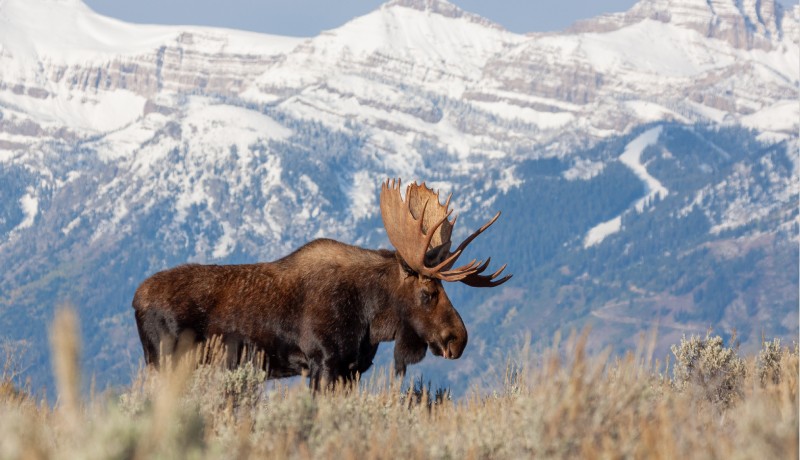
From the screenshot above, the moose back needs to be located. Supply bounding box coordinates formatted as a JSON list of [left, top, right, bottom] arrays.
[[133, 179, 510, 387]]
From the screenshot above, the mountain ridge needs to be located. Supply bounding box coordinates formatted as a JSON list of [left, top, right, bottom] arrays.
[[0, 0, 795, 146]]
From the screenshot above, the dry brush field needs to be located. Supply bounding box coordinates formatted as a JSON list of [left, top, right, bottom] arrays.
[[1, 308, 797, 459]]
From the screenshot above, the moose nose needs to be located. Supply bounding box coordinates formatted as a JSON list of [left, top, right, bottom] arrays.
[[441, 331, 467, 360]]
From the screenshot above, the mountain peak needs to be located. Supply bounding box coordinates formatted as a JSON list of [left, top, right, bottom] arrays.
[[383, 0, 504, 29], [569, 0, 788, 49], [384, 0, 463, 16], [284, 0, 517, 85]]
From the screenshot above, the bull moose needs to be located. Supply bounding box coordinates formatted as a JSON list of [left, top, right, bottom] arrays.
[[133, 178, 511, 387]]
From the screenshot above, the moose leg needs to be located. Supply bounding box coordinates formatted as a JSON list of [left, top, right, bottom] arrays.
[[306, 351, 326, 391], [134, 309, 158, 366], [135, 308, 180, 368], [350, 337, 379, 378], [307, 353, 345, 391], [308, 365, 334, 392], [224, 336, 242, 368]]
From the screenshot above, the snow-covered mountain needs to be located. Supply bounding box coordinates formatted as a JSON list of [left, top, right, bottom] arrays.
[[2, 0, 796, 154], [0, 0, 797, 393]]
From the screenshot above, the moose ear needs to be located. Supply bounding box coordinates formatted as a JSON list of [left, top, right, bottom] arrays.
[[424, 241, 452, 267]]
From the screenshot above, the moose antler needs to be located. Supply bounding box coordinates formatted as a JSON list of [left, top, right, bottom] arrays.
[[380, 178, 511, 287]]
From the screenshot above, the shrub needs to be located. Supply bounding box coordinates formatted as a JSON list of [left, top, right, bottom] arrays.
[[757, 338, 786, 386], [670, 332, 747, 408], [221, 362, 268, 410]]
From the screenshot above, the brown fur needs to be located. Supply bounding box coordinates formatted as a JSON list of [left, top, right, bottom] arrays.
[[132, 238, 468, 387]]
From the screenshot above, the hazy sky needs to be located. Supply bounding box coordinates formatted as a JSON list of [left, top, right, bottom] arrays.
[[82, 0, 799, 37]]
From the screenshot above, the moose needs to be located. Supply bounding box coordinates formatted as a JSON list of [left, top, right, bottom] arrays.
[[133, 178, 511, 388]]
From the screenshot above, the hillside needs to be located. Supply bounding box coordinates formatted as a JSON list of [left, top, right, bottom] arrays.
[[0, 0, 797, 393]]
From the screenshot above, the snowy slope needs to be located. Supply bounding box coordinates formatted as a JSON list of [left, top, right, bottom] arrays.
[[0, 0, 300, 65], [0, 0, 301, 135]]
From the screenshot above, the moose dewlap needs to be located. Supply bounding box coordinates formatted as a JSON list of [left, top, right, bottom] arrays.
[[132, 178, 511, 388]]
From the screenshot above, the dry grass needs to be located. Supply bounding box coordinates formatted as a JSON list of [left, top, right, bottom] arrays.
[[1, 308, 797, 459]]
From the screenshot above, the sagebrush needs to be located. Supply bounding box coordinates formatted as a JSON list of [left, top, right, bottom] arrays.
[[0, 310, 797, 459]]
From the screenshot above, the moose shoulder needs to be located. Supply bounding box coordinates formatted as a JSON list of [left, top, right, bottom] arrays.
[[133, 179, 511, 388]]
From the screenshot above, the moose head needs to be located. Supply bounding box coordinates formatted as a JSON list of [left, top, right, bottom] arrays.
[[380, 179, 511, 371]]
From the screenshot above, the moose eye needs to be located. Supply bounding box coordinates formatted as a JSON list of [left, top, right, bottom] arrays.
[[419, 290, 438, 306]]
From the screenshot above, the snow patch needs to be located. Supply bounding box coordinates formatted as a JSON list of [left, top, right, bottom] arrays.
[[618, 126, 668, 211], [584, 126, 667, 247], [349, 170, 376, 221], [17, 188, 38, 230], [496, 166, 523, 193], [92, 113, 170, 162], [625, 100, 689, 124], [212, 222, 236, 259], [577, 19, 732, 77], [564, 158, 605, 181], [0, 86, 147, 133], [62, 216, 81, 235], [741, 100, 799, 134], [584, 216, 622, 247], [182, 98, 292, 147]]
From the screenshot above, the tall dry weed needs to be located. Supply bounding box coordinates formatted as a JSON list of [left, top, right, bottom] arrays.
[[49, 306, 82, 428]]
